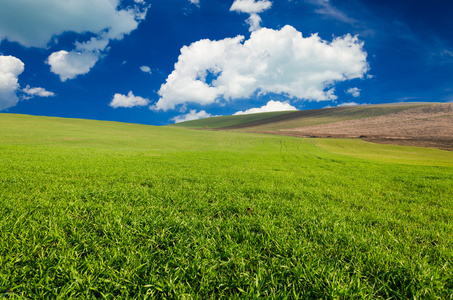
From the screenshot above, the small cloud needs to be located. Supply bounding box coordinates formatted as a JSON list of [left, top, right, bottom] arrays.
[[345, 87, 361, 97], [234, 100, 297, 115], [46, 50, 99, 81], [245, 14, 263, 32], [230, 0, 272, 14], [230, 0, 272, 32], [140, 65, 152, 74], [171, 109, 213, 123], [22, 85, 55, 98], [338, 102, 359, 107], [189, 0, 200, 6], [109, 91, 150, 108], [337, 102, 369, 107]]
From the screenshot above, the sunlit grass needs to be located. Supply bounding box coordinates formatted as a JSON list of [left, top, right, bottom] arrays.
[[1, 113, 452, 298]]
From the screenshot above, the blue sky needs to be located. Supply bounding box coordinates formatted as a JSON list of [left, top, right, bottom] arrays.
[[1, 0, 452, 125]]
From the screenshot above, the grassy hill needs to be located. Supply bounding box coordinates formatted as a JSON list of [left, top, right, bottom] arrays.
[[169, 110, 295, 129], [172, 103, 431, 131], [1, 113, 453, 298]]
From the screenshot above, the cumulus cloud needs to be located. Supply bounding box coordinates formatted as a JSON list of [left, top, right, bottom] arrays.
[[230, 0, 272, 32], [171, 109, 213, 123], [234, 100, 297, 115], [46, 50, 99, 81], [230, 0, 272, 14], [0, 0, 148, 81], [109, 91, 150, 108], [189, 0, 200, 6], [0, 55, 24, 111], [22, 85, 55, 98], [154, 25, 368, 111], [345, 87, 361, 97], [140, 66, 152, 74]]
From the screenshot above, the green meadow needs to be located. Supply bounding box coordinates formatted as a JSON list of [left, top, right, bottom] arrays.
[[1, 113, 453, 299]]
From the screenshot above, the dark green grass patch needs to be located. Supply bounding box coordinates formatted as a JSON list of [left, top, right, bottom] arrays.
[[1, 114, 453, 299]]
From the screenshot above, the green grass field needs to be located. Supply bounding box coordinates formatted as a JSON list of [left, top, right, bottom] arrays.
[[1, 113, 453, 299]]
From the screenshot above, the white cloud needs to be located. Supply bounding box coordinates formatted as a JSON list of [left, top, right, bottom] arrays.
[[245, 14, 263, 32], [22, 85, 55, 98], [189, 0, 200, 6], [230, 0, 272, 32], [140, 66, 152, 74], [230, 0, 272, 14], [0, 0, 148, 48], [46, 50, 99, 81], [0, 55, 24, 111], [0, 0, 148, 81], [171, 109, 213, 123], [345, 87, 361, 97], [234, 100, 297, 115], [338, 102, 358, 107], [109, 91, 150, 108], [154, 25, 369, 111], [337, 102, 368, 107]]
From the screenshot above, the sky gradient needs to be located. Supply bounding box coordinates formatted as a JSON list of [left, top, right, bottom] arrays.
[[1, 0, 452, 125]]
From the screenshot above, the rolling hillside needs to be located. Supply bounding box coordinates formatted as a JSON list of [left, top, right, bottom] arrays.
[[169, 110, 295, 129], [1, 113, 453, 298], [173, 103, 453, 150]]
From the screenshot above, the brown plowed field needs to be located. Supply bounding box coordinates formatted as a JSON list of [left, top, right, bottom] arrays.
[[274, 103, 453, 151]]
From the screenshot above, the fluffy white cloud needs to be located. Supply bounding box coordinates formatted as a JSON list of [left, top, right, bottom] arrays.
[[154, 25, 368, 111], [234, 100, 297, 115], [171, 110, 213, 123], [22, 85, 55, 98], [0, 0, 148, 81], [189, 0, 200, 6], [0, 55, 24, 111], [46, 50, 99, 81], [46, 1, 147, 81], [0, 0, 147, 48], [230, 0, 272, 14], [230, 0, 272, 32], [245, 14, 263, 32], [140, 66, 152, 74], [109, 91, 150, 108], [346, 87, 361, 97]]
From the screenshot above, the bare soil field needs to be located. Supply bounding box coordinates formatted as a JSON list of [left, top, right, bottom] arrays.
[[274, 103, 453, 151]]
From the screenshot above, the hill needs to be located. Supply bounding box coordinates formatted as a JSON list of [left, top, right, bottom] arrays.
[[174, 103, 453, 150], [1, 113, 453, 298], [169, 110, 295, 129]]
